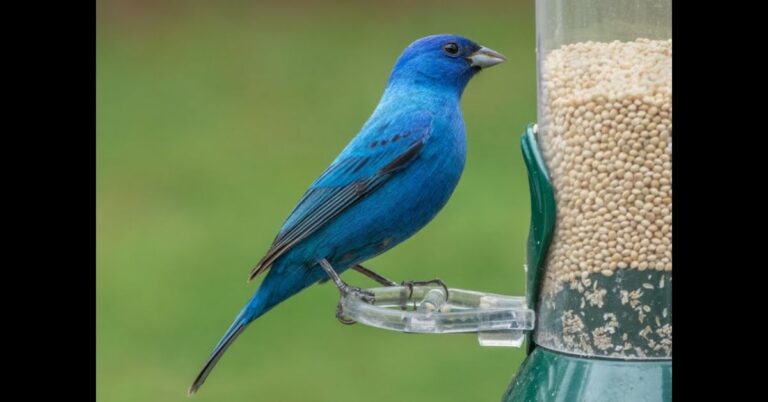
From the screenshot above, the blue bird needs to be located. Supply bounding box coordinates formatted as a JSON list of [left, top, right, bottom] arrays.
[[189, 34, 505, 394]]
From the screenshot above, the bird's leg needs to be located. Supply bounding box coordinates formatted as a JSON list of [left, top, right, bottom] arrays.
[[319, 259, 371, 298], [352, 264, 398, 287], [318, 259, 375, 325]]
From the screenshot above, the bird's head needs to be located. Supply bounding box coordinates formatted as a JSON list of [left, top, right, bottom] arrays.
[[387, 34, 506, 95]]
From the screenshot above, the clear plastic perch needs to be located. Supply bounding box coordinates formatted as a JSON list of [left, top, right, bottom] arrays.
[[340, 285, 535, 347]]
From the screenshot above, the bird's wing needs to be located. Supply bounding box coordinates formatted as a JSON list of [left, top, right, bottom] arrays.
[[248, 111, 433, 280]]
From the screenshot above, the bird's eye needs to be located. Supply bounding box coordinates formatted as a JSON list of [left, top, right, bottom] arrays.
[[443, 42, 460, 56]]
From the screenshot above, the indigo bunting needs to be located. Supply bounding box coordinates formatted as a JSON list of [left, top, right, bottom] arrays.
[[189, 34, 505, 394]]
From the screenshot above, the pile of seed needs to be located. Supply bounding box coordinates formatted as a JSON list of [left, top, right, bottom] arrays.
[[538, 38, 672, 284]]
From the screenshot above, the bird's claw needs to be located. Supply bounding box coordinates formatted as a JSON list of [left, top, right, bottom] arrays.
[[341, 286, 375, 304], [400, 279, 450, 300], [335, 286, 375, 325], [335, 301, 357, 325]]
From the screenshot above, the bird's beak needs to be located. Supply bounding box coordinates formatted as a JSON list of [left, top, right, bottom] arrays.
[[467, 46, 507, 69]]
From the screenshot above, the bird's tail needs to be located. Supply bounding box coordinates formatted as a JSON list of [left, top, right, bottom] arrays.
[[188, 289, 269, 396]]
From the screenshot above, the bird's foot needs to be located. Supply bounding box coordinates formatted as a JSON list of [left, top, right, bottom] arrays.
[[335, 301, 356, 325], [318, 259, 376, 325], [400, 279, 450, 301], [341, 285, 376, 304], [335, 286, 375, 325]]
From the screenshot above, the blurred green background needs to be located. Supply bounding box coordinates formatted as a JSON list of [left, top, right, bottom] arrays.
[[97, 1, 536, 401]]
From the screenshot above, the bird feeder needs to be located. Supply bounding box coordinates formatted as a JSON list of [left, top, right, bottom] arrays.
[[503, 0, 672, 400], [343, 0, 671, 400]]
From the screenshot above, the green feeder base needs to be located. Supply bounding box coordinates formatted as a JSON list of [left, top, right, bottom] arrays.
[[502, 347, 672, 402], [511, 125, 671, 401]]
